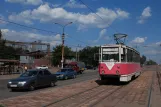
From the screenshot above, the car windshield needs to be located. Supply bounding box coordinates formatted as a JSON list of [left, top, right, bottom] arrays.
[[20, 70, 38, 77], [102, 47, 119, 62]]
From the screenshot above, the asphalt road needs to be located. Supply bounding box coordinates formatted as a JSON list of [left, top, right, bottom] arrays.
[[0, 70, 99, 100]]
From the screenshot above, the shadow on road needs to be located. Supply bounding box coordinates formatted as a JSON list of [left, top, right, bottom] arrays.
[[94, 77, 139, 86], [10, 85, 57, 92]]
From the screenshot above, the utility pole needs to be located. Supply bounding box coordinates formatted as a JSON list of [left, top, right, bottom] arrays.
[[61, 33, 65, 68], [55, 22, 73, 68], [77, 44, 81, 61], [76, 47, 77, 61]]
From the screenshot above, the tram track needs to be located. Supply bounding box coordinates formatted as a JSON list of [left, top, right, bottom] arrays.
[[43, 85, 101, 107], [147, 70, 155, 107], [78, 85, 124, 107], [156, 70, 161, 92], [44, 83, 126, 107], [45, 71, 152, 107]]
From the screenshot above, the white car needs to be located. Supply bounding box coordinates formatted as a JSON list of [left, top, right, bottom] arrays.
[[36, 65, 48, 69]]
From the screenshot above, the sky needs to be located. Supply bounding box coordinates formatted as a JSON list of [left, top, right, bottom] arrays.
[[0, 0, 161, 63]]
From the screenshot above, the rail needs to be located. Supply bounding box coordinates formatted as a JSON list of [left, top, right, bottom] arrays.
[[43, 84, 126, 107], [157, 69, 161, 92], [147, 67, 155, 107], [43, 85, 100, 107]]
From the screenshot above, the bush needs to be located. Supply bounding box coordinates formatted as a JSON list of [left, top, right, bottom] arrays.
[[0, 104, 4, 107]]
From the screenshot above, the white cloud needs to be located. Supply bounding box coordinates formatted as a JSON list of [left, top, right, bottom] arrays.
[[99, 29, 107, 39], [156, 42, 161, 46], [8, 10, 33, 25], [92, 29, 107, 43], [132, 37, 147, 44], [8, 4, 129, 28], [138, 6, 152, 24], [5, 0, 43, 5], [1, 29, 61, 46], [65, 0, 86, 8], [0, 15, 7, 24], [144, 50, 161, 55]]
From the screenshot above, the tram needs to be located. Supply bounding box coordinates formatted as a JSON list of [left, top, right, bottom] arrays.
[[98, 34, 141, 82], [98, 44, 141, 82]]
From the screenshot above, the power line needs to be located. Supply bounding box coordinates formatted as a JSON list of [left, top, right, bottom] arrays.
[[0, 18, 91, 46], [0, 18, 59, 34], [65, 40, 86, 48], [66, 34, 90, 46], [78, 0, 119, 33]]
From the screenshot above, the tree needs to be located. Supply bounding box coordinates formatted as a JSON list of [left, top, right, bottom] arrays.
[[52, 45, 75, 66], [0, 29, 2, 40], [79, 46, 99, 67], [0, 32, 20, 60], [146, 59, 157, 65], [140, 55, 146, 65]]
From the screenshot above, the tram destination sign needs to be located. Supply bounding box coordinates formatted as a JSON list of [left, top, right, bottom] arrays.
[[102, 48, 118, 52], [102, 48, 118, 54]]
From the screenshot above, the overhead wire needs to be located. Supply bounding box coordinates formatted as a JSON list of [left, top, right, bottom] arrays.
[[0, 1, 103, 47], [65, 34, 90, 46], [0, 18, 60, 34], [65, 39, 86, 48], [78, 0, 119, 33], [0, 18, 91, 47]]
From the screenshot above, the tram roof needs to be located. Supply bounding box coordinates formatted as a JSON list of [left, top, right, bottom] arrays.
[[101, 44, 140, 54]]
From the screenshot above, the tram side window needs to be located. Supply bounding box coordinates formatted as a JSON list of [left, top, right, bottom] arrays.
[[127, 49, 132, 62], [137, 53, 140, 63], [133, 52, 140, 63], [133, 52, 136, 62], [121, 48, 126, 62]]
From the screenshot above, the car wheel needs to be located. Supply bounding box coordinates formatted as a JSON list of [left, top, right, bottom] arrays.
[[50, 81, 55, 87], [29, 84, 35, 91], [80, 71, 82, 74], [11, 89, 16, 92], [64, 76, 68, 80], [73, 75, 76, 79]]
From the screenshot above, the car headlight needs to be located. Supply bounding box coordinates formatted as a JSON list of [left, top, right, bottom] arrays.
[[8, 81, 12, 84], [18, 81, 26, 85], [60, 74, 64, 77]]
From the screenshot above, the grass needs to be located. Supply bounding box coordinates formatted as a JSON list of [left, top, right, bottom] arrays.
[[0, 104, 4, 107]]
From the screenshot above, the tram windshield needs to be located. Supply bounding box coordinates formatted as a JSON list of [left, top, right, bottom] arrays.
[[102, 47, 119, 62]]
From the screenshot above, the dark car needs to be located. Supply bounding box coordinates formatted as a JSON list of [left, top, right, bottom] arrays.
[[55, 68, 77, 80], [7, 69, 57, 91], [85, 66, 96, 70]]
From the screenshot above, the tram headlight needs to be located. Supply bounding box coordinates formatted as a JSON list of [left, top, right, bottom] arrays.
[[116, 70, 119, 75]]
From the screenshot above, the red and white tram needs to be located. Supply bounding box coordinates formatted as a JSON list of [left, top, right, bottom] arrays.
[[98, 44, 141, 82]]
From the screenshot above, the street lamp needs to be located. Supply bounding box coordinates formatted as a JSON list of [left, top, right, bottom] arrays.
[[55, 22, 73, 68]]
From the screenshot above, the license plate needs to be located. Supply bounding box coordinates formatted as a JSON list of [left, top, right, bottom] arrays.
[[10, 85, 17, 87]]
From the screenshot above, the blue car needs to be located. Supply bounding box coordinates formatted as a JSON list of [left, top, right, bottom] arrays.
[[55, 68, 77, 80]]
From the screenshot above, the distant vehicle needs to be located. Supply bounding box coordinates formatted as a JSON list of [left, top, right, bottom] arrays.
[[98, 44, 141, 82], [67, 61, 85, 74], [36, 65, 48, 69], [55, 68, 77, 80], [85, 66, 96, 70], [7, 69, 57, 91]]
